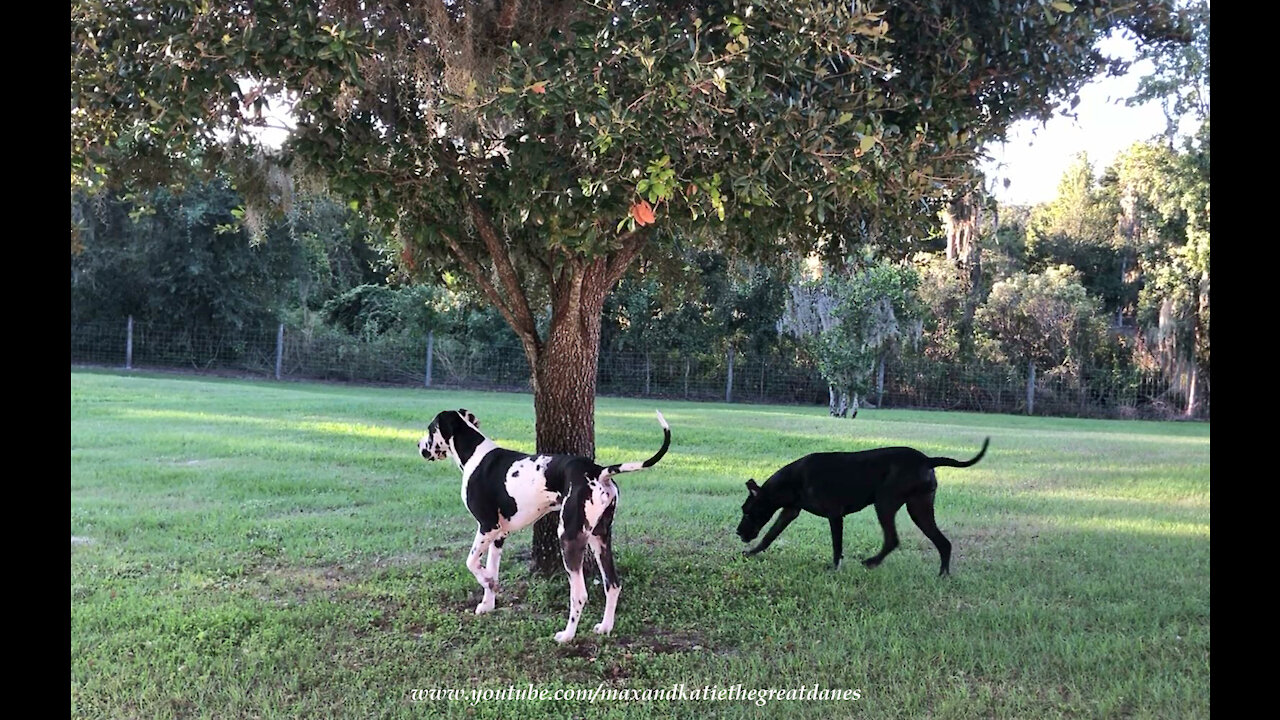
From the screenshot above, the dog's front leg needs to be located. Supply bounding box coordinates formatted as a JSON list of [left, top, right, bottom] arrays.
[[744, 507, 800, 556], [554, 535, 589, 643], [466, 528, 501, 614], [829, 516, 844, 570]]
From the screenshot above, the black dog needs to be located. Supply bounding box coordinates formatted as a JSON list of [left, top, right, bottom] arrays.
[[737, 439, 989, 575]]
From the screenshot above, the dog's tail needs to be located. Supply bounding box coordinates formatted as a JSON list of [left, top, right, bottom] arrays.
[[602, 411, 671, 476], [927, 437, 990, 469]]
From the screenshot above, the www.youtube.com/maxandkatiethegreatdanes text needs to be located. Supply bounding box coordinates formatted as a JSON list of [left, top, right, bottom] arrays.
[[409, 683, 864, 707]]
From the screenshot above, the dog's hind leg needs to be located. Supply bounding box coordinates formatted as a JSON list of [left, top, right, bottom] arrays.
[[484, 536, 506, 595], [906, 492, 952, 576], [554, 534, 589, 644], [466, 527, 502, 614], [829, 516, 844, 570], [588, 534, 621, 635], [862, 500, 903, 569]]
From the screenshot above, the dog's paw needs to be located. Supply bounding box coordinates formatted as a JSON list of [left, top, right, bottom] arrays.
[[553, 630, 576, 644], [593, 622, 613, 635], [475, 600, 495, 615], [861, 557, 881, 569], [742, 548, 758, 557]]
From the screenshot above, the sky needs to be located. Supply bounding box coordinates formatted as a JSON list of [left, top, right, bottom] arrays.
[[979, 32, 1184, 208]]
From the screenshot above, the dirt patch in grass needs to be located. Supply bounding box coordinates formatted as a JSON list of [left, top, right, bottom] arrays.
[[627, 626, 713, 655]]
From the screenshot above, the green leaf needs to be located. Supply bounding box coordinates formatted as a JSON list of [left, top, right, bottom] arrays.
[[1050, 2, 1075, 12], [859, 135, 876, 153]]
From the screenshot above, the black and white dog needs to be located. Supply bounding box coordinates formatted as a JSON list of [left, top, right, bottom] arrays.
[[737, 439, 989, 575], [418, 408, 670, 643]]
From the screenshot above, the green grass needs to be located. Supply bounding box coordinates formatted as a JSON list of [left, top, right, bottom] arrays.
[[70, 369, 1210, 719]]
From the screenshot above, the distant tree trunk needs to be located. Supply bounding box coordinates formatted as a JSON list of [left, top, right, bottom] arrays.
[[829, 385, 839, 416], [876, 354, 886, 408], [644, 352, 651, 395], [1026, 360, 1036, 416], [1186, 274, 1208, 418], [725, 344, 735, 403], [683, 357, 690, 398]]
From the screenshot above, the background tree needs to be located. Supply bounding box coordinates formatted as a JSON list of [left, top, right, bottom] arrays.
[[72, 0, 1183, 569], [780, 256, 921, 417], [976, 265, 1107, 415], [1025, 154, 1129, 321], [1113, 123, 1209, 416], [71, 181, 385, 333]]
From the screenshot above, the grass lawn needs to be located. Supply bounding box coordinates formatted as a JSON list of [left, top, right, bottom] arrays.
[[70, 370, 1210, 719]]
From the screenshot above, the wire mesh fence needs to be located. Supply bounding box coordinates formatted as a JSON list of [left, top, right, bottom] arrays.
[[71, 319, 1209, 421]]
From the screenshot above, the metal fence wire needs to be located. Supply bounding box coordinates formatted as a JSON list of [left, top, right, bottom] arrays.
[[70, 319, 1209, 421]]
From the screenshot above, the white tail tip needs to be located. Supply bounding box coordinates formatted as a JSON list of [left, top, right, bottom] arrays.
[[655, 410, 668, 429]]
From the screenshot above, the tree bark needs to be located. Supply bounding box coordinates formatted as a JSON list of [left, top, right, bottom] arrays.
[[525, 257, 614, 573], [725, 344, 735, 403], [876, 354, 886, 408]]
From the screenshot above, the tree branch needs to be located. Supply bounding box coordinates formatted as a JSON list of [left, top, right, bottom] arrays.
[[464, 196, 540, 341], [605, 228, 652, 287], [438, 228, 538, 349]]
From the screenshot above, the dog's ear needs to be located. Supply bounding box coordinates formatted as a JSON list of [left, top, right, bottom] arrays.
[[746, 479, 760, 496], [458, 408, 479, 428]]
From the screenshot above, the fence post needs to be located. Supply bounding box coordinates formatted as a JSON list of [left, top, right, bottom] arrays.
[[275, 324, 284, 380], [125, 316, 133, 370], [425, 330, 434, 388], [725, 345, 735, 403]]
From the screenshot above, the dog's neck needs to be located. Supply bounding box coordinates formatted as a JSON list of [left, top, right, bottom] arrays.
[[446, 423, 490, 469], [758, 475, 797, 509]]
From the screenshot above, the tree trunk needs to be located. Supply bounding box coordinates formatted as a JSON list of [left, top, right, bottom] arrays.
[[1185, 363, 1198, 419], [524, 262, 611, 574], [725, 344, 735, 403], [438, 200, 650, 575], [1026, 360, 1036, 416], [876, 354, 886, 408], [644, 352, 651, 396]]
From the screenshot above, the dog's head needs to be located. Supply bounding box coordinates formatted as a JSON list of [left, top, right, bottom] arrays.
[[736, 479, 774, 542], [418, 408, 481, 462]]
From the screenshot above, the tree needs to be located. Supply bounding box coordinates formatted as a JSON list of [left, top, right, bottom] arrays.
[[975, 265, 1107, 415], [780, 256, 921, 417], [71, 180, 383, 332], [73, 0, 1182, 569], [1112, 122, 1209, 416], [1127, 0, 1209, 141]]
